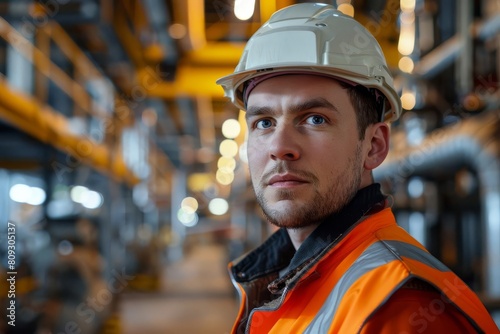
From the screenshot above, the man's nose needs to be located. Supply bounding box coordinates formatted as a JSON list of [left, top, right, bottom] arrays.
[[268, 125, 301, 161]]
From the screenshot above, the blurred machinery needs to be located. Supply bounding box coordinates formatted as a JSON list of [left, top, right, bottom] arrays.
[[375, 109, 500, 308], [0, 0, 499, 331]]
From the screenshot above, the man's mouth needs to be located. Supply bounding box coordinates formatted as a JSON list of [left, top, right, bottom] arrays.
[[268, 174, 309, 187]]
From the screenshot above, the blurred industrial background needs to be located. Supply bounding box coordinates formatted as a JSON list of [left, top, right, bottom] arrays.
[[0, 0, 499, 333]]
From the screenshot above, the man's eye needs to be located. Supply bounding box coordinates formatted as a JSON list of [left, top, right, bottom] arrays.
[[256, 119, 273, 129], [306, 115, 326, 125]]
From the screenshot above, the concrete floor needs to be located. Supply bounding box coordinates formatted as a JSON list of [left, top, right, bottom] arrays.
[[120, 242, 239, 334]]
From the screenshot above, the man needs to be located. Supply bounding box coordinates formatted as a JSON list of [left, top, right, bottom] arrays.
[[217, 3, 499, 333]]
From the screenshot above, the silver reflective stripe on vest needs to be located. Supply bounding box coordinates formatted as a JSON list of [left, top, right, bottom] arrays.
[[381, 240, 450, 272], [303, 240, 450, 333]]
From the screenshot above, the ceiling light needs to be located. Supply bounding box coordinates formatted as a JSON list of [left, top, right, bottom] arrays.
[[208, 198, 229, 215], [9, 184, 30, 203], [234, 0, 255, 21], [81, 190, 103, 209], [222, 119, 241, 139], [177, 208, 199, 227], [337, 4, 354, 17], [401, 92, 416, 110], [398, 56, 414, 73], [216, 169, 235, 186], [217, 156, 236, 172], [181, 196, 199, 214], [27, 187, 46, 206], [219, 139, 238, 157]]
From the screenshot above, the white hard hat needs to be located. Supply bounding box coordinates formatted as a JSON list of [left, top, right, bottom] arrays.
[[216, 3, 402, 122]]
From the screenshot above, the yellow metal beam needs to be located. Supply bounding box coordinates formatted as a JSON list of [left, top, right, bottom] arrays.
[[42, 22, 103, 80], [0, 16, 107, 119], [34, 28, 51, 102], [183, 42, 245, 65], [0, 78, 140, 185], [184, 0, 207, 50], [137, 64, 235, 99], [122, 0, 150, 35], [113, 2, 146, 67], [260, 0, 277, 22], [0, 4, 173, 188]]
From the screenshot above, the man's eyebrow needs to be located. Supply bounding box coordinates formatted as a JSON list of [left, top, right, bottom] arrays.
[[245, 97, 339, 118], [245, 106, 274, 118], [289, 97, 339, 114]]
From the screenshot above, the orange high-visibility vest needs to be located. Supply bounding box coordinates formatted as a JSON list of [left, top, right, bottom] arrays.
[[229, 208, 499, 333]]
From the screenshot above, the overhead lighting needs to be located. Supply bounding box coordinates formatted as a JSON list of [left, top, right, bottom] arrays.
[[398, 0, 416, 57], [401, 91, 416, 110], [217, 157, 236, 172], [9, 184, 31, 203], [401, 0, 416, 13], [222, 119, 241, 139], [70, 185, 103, 209], [181, 196, 199, 214], [219, 139, 238, 158], [177, 208, 199, 227], [398, 13, 416, 56], [27, 187, 46, 206], [70, 186, 89, 204], [9, 184, 46, 206], [398, 56, 414, 73], [216, 169, 235, 186], [208, 198, 229, 215], [234, 0, 256, 21], [81, 190, 103, 209], [337, 3, 354, 17]]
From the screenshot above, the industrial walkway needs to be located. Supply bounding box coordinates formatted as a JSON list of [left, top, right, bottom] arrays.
[[120, 241, 238, 334]]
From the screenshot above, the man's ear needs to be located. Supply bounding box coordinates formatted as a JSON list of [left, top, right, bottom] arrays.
[[363, 122, 390, 171]]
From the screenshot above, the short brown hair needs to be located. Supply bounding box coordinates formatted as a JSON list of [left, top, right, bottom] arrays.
[[339, 82, 381, 140]]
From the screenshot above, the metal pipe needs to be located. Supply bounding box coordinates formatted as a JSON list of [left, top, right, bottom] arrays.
[[456, 0, 473, 96], [413, 13, 500, 79], [374, 110, 500, 298]]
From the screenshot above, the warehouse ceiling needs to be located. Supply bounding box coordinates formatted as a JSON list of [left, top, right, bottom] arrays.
[[58, 0, 400, 167], [1, 0, 497, 206], [0, 0, 401, 176]]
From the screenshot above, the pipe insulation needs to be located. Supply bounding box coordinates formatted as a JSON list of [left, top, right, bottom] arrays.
[[374, 110, 500, 298]]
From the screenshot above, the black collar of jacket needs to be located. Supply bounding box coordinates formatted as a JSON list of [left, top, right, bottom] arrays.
[[230, 183, 386, 283]]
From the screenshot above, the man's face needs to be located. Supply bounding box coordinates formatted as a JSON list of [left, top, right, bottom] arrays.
[[245, 74, 369, 229]]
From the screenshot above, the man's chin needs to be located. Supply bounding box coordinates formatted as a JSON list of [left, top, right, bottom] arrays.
[[265, 215, 317, 229], [267, 199, 303, 214], [262, 201, 313, 229]]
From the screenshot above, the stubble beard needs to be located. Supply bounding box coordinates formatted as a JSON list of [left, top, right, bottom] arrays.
[[253, 146, 363, 229]]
